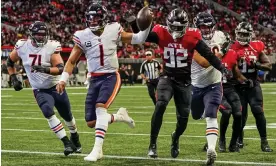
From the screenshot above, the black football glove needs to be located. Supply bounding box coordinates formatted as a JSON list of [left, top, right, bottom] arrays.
[[31, 65, 50, 74], [221, 32, 232, 55], [221, 67, 233, 79], [10, 74, 23, 91], [241, 79, 254, 88]]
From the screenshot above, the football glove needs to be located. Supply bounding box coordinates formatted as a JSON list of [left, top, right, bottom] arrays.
[[32, 65, 50, 74], [241, 79, 254, 88], [10, 74, 23, 91]]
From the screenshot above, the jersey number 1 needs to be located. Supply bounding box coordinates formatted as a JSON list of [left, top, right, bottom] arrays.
[[29, 54, 41, 66], [99, 44, 104, 66]]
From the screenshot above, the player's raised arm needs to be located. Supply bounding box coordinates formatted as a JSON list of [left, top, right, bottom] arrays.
[[120, 6, 153, 44], [7, 48, 23, 91], [56, 45, 83, 94]]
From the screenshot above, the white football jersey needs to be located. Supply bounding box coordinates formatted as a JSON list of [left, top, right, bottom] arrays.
[[15, 39, 61, 89], [191, 30, 226, 88], [73, 22, 122, 73]]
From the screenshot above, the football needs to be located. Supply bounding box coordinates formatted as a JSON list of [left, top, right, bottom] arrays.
[[136, 6, 153, 31]]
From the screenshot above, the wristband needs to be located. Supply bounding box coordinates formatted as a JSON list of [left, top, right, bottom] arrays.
[[59, 72, 69, 83]]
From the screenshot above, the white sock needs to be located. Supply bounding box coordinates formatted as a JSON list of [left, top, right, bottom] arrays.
[[64, 117, 77, 134], [206, 117, 219, 150], [47, 115, 66, 139], [108, 113, 122, 124], [94, 107, 109, 150]]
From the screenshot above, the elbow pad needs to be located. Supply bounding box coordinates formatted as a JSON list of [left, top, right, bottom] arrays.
[[131, 23, 152, 44], [7, 56, 15, 68], [56, 63, 64, 75]]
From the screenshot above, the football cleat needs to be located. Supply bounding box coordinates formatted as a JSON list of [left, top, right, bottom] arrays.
[[84, 148, 103, 162], [70, 132, 82, 153], [171, 132, 179, 158], [116, 108, 135, 128], [203, 142, 208, 152], [237, 138, 244, 149], [229, 143, 240, 152], [148, 144, 158, 158], [261, 140, 273, 152], [61, 136, 77, 156], [219, 140, 226, 152], [206, 149, 217, 166]]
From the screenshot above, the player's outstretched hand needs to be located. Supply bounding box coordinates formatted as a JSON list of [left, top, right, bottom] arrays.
[[56, 81, 66, 94]]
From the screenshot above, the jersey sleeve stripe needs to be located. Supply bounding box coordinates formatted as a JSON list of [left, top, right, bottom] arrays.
[[74, 42, 84, 50], [73, 36, 81, 43]]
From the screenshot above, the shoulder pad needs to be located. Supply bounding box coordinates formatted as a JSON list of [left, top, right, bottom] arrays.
[[15, 39, 28, 50]]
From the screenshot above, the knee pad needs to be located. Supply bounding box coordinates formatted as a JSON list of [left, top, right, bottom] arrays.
[[205, 103, 219, 118], [156, 100, 168, 109], [233, 111, 242, 119], [40, 101, 55, 118], [251, 104, 263, 115], [177, 108, 190, 119]]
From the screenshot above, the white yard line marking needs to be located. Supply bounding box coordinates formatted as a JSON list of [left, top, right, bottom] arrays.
[[2, 150, 276, 165], [2, 128, 276, 141], [2, 116, 276, 127]]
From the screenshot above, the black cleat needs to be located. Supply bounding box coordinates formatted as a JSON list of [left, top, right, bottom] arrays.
[[261, 139, 273, 152], [237, 138, 244, 149], [203, 143, 208, 152], [148, 144, 158, 158], [70, 132, 82, 153], [229, 143, 240, 152], [219, 140, 226, 152], [61, 136, 76, 156], [171, 132, 179, 158]]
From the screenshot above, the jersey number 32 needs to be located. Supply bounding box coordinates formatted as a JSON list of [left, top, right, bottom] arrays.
[[163, 47, 188, 68]]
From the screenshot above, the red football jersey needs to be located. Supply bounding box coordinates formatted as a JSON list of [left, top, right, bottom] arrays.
[[152, 24, 201, 81], [231, 40, 265, 80], [221, 49, 238, 85]]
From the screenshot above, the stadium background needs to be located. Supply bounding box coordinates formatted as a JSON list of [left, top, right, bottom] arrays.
[[1, 0, 276, 86]]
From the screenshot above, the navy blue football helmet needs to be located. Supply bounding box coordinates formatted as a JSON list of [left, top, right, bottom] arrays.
[[85, 3, 108, 31], [28, 21, 48, 47], [194, 12, 216, 40]]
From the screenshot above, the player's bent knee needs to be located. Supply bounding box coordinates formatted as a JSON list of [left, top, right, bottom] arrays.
[[205, 104, 219, 118], [233, 111, 242, 118], [251, 105, 263, 115], [87, 120, 96, 128], [156, 100, 168, 108], [40, 102, 55, 118]]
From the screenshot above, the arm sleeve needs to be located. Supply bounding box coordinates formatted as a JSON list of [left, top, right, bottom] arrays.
[[195, 40, 223, 71]]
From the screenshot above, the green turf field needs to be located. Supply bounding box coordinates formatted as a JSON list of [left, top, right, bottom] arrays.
[[1, 84, 276, 166]]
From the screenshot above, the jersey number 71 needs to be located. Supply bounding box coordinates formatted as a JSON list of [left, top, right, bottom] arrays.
[[29, 54, 41, 66]]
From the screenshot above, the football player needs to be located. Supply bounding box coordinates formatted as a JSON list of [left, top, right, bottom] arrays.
[[191, 12, 227, 164], [127, 9, 228, 160], [7, 21, 81, 156], [232, 22, 273, 152], [56, 3, 152, 161]]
